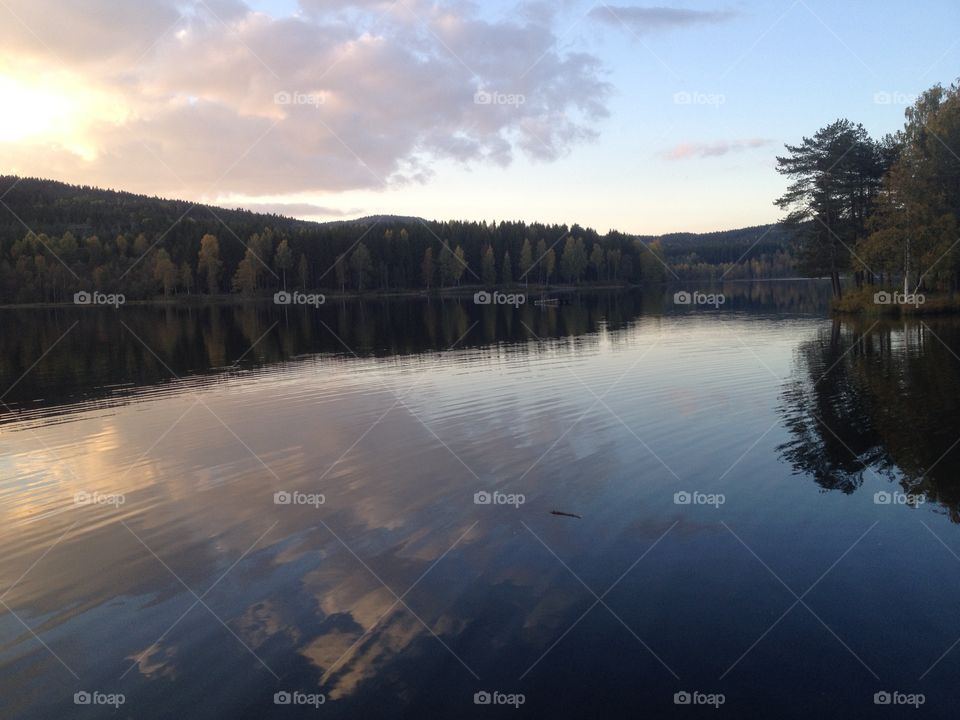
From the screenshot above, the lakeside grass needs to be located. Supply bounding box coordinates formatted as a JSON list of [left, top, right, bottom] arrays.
[[832, 287, 960, 316]]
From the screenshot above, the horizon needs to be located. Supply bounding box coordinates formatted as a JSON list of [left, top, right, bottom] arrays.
[[1, 1, 957, 234], [1, 174, 781, 237]]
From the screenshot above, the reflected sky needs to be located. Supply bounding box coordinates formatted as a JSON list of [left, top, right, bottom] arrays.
[[3, 284, 960, 718]]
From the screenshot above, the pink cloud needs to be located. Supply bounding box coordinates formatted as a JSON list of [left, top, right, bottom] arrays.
[[663, 138, 772, 160]]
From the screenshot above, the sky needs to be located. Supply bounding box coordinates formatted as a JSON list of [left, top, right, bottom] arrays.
[[0, 0, 957, 234]]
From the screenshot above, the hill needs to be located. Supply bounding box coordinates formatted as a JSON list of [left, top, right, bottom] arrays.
[[0, 176, 797, 304], [647, 224, 798, 279]]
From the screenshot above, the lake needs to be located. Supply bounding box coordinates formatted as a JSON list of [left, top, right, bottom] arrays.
[[2, 281, 960, 718]]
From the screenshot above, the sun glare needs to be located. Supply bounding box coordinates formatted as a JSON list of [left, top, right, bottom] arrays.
[[0, 75, 68, 141], [0, 73, 129, 159]]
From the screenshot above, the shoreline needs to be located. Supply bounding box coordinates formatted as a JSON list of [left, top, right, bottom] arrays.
[[0, 283, 625, 310], [0, 278, 830, 310], [831, 287, 960, 317]]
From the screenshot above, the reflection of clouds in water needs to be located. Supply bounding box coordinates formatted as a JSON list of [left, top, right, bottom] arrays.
[[221, 521, 488, 699], [308, 616, 423, 700], [234, 599, 302, 650], [0, 421, 139, 529], [257, 519, 591, 700], [263, 555, 440, 700], [312, 576, 395, 631], [302, 608, 471, 701], [127, 643, 178, 680]]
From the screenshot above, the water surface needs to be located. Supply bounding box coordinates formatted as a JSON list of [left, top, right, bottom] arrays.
[[2, 282, 960, 718]]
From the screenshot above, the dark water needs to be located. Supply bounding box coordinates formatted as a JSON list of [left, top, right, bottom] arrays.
[[2, 281, 960, 718]]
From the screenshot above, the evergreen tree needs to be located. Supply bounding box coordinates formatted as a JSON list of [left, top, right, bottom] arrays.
[[297, 253, 309, 289], [589, 243, 604, 281], [350, 242, 372, 291], [481, 246, 496, 286], [520, 238, 533, 285], [421, 247, 434, 289], [775, 120, 887, 297], [501, 250, 512, 285], [535, 238, 547, 284]]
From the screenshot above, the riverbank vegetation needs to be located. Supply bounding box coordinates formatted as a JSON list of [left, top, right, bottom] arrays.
[[775, 80, 960, 313]]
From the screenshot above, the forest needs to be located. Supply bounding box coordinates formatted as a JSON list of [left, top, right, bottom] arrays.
[[0, 177, 795, 304], [650, 224, 798, 279]]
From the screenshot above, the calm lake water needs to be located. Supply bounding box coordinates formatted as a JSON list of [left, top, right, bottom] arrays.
[[3, 281, 960, 718]]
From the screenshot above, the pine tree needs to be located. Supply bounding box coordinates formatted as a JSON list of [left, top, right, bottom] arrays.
[[421, 247, 434, 289], [520, 238, 533, 285], [297, 253, 309, 289], [481, 246, 496, 286], [350, 242, 372, 291], [536, 239, 547, 284], [501, 250, 512, 285]]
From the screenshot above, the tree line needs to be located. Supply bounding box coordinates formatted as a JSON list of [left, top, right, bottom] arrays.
[[0, 178, 677, 303], [652, 224, 799, 280], [775, 80, 960, 298]]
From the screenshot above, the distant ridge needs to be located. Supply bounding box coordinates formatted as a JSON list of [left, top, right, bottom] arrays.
[[319, 214, 429, 227], [0, 175, 777, 243]]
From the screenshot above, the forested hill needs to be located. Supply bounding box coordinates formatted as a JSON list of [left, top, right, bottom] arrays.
[[646, 225, 794, 255], [0, 176, 797, 304], [0, 175, 316, 241], [649, 224, 799, 279]]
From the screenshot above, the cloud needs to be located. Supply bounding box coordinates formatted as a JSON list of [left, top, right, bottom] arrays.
[[663, 138, 771, 160], [0, 0, 611, 200], [589, 4, 737, 34]]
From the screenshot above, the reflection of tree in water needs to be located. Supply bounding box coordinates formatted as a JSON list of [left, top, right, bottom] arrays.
[[0, 296, 621, 422], [779, 318, 960, 520], [0, 281, 846, 426], [778, 320, 895, 492]]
